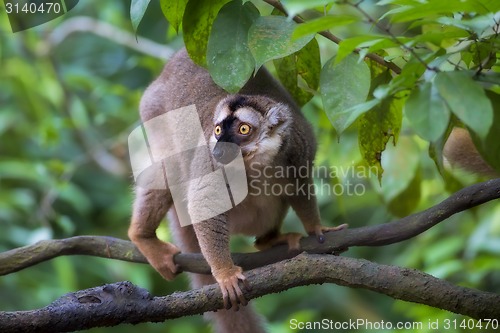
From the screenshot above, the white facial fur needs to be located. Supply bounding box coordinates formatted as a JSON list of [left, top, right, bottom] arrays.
[[212, 97, 292, 165]]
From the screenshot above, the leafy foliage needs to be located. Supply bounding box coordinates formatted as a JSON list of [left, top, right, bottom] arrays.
[[471, 91, 500, 171], [274, 38, 321, 106], [182, 0, 231, 66], [207, 0, 259, 93], [155, 0, 500, 179], [292, 14, 359, 39], [111, 0, 500, 328], [248, 15, 314, 69], [404, 81, 450, 142], [160, 0, 188, 33], [434, 71, 493, 139]]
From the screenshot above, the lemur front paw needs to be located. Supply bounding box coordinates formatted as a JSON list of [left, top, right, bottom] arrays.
[[213, 265, 250, 311], [149, 243, 181, 281], [309, 223, 348, 243], [254, 232, 303, 252]]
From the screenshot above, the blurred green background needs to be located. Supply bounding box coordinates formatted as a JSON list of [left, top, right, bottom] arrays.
[[0, 1, 499, 332]]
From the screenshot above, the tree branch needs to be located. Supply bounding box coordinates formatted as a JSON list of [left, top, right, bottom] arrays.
[[2, 178, 499, 276], [262, 0, 402, 74], [0, 236, 147, 276], [0, 180, 498, 330], [0, 254, 498, 332]]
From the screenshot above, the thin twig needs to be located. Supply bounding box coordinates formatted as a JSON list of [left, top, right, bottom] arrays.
[[347, 0, 433, 73]]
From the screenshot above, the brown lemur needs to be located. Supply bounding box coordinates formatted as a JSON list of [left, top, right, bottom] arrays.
[[444, 128, 498, 177], [128, 48, 347, 332]]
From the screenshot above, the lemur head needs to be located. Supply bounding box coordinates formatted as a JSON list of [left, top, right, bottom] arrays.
[[211, 95, 292, 165]]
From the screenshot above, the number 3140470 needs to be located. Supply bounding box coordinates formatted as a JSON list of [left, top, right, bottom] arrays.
[[5, 2, 61, 14], [443, 319, 498, 330]]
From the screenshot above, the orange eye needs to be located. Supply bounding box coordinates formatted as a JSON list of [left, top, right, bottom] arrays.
[[239, 124, 251, 135], [214, 125, 222, 136]]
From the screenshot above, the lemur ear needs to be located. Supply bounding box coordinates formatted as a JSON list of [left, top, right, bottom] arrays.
[[266, 104, 288, 129]]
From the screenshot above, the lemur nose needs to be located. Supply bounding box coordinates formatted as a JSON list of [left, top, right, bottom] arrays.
[[213, 142, 239, 165], [213, 147, 224, 159]]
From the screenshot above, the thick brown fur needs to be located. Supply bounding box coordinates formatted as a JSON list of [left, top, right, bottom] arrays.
[[443, 128, 497, 177], [128, 49, 346, 333]]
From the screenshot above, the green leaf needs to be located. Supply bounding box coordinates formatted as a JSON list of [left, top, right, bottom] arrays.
[[376, 0, 420, 5], [183, 0, 231, 67], [160, 0, 188, 32], [336, 35, 385, 65], [56, 182, 92, 216], [405, 82, 450, 142], [389, 56, 430, 92], [320, 54, 371, 134], [385, 0, 489, 23], [207, 0, 259, 93], [470, 90, 500, 173], [0, 161, 51, 185], [413, 28, 469, 46], [296, 39, 320, 92], [434, 71, 493, 140], [387, 166, 422, 217], [274, 38, 321, 106], [130, 0, 152, 33], [436, 14, 497, 36], [358, 97, 403, 181], [0, 109, 19, 135], [477, 71, 500, 86], [428, 123, 454, 175], [427, 259, 464, 279], [248, 16, 314, 69], [281, 0, 332, 17], [381, 136, 421, 216], [470, 41, 497, 70], [292, 15, 359, 39]]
